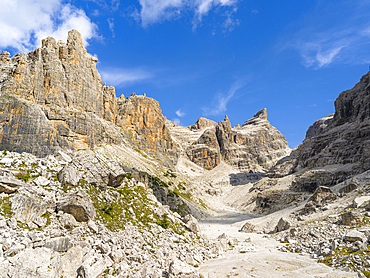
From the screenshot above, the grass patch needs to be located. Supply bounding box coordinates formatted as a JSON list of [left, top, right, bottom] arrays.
[[320, 246, 370, 272], [158, 214, 170, 229], [41, 211, 51, 226], [0, 197, 12, 217], [87, 182, 186, 234], [15, 170, 31, 182]]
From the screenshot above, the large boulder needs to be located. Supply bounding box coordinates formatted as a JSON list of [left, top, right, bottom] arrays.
[[182, 214, 201, 235], [341, 211, 363, 226], [57, 190, 95, 222], [10, 194, 52, 224], [273, 217, 291, 233], [0, 170, 25, 193]]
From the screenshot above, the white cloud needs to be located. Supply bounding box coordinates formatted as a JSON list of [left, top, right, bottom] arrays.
[[202, 81, 242, 116], [100, 68, 154, 87], [285, 1, 370, 69], [0, 0, 97, 52], [175, 109, 185, 117], [139, 0, 183, 27], [137, 0, 238, 28], [172, 118, 181, 125]]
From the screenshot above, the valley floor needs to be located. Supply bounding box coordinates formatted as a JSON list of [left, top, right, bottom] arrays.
[[197, 212, 358, 278]]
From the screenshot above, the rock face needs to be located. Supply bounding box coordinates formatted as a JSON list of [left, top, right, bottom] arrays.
[[116, 94, 177, 157], [272, 72, 370, 178], [305, 114, 334, 139], [186, 109, 291, 171], [190, 117, 217, 131], [186, 129, 221, 170], [0, 30, 177, 160]]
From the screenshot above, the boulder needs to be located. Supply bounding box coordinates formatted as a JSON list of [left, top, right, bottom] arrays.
[[273, 218, 291, 233], [0, 247, 62, 278], [168, 259, 196, 277], [10, 194, 52, 224], [341, 211, 363, 226], [183, 214, 201, 235], [33, 176, 50, 187], [344, 230, 366, 243], [239, 222, 255, 233], [45, 237, 73, 252], [77, 253, 113, 278], [58, 164, 82, 187], [57, 190, 95, 222], [61, 246, 83, 278], [0, 170, 25, 193], [59, 213, 78, 229]]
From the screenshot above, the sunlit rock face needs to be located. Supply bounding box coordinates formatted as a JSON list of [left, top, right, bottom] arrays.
[[0, 30, 178, 161], [186, 109, 291, 172]]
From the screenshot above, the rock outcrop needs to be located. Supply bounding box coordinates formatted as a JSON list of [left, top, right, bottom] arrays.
[[186, 109, 291, 171], [0, 30, 178, 161], [186, 129, 221, 170], [305, 114, 334, 139], [190, 117, 217, 131]]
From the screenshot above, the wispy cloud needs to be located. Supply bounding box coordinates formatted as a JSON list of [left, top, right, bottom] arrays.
[[108, 18, 115, 37], [136, 0, 238, 29], [100, 68, 154, 87], [175, 109, 186, 117], [0, 1, 97, 52], [284, 1, 370, 69], [172, 118, 181, 125], [202, 81, 242, 116]]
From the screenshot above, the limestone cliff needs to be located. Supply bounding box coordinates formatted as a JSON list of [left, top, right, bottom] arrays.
[[0, 30, 177, 161], [186, 109, 291, 171], [190, 117, 217, 131]]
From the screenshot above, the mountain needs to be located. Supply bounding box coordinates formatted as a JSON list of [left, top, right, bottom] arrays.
[[0, 30, 369, 277], [0, 30, 177, 164]]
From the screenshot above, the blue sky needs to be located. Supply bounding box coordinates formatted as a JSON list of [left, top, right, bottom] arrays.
[[1, 0, 370, 147]]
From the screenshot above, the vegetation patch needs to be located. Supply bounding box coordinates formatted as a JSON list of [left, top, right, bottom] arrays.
[[41, 211, 51, 226], [0, 196, 12, 218], [158, 213, 170, 229], [164, 169, 177, 178], [87, 182, 185, 235], [319, 245, 370, 272], [15, 170, 31, 182]]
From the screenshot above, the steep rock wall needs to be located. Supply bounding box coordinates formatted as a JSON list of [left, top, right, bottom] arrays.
[[0, 30, 177, 160]]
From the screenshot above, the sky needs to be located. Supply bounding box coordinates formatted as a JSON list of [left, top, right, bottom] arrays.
[[1, 0, 370, 148]]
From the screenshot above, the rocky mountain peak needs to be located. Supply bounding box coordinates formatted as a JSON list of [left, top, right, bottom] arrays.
[[190, 117, 217, 130], [333, 71, 370, 125], [0, 30, 178, 162], [242, 108, 268, 127]]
